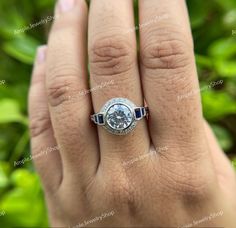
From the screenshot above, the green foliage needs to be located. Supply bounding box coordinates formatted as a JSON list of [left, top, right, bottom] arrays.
[[0, 166, 48, 227], [0, 99, 28, 124], [0, 0, 236, 227], [211, 125, 234, 151], [3, 36, 40, 65], [233, 158, 236, 170], [202, 90, 236, 121]]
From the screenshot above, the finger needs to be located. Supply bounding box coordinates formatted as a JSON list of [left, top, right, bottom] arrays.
[[46, 0, 98, 185], [88, 0, 150, 163], [204, 121, 236, 206], [29, 46, 62, 193], [139, 0, 207, 160]]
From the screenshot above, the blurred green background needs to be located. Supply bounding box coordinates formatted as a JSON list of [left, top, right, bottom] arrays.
[[0, 0, 236, 227]]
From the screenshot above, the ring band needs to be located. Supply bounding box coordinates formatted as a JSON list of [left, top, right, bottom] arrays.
[[91, 98, 148, 135]]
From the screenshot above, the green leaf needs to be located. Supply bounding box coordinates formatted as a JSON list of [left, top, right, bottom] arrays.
[[208, 38, 236, 59], [187, 0, 210, 29], [0, 162, 9, 188], [214, 0, 236, 11], [211, 124, 233, 151], [35, 0, 55, 10], [195, 54, 213, 68], [202, 91, 236, 121], [10, 169, 37, 189], [0, 170, 49, 227], [232, 158, 236, 170], [0, 99, 27, 124], [223, 9, 236, 28], [0, 8, 26, 39], [214, 59, 236, 77], [2, 36, 40, 64]]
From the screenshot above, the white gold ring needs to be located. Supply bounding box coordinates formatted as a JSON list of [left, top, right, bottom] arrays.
[[91, 98, 148, 135]]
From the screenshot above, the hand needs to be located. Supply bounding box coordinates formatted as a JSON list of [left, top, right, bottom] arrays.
[[29, 0, 236, 227]]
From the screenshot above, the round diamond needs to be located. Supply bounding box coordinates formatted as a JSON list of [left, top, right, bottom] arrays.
[[106, 104, 133, 130]]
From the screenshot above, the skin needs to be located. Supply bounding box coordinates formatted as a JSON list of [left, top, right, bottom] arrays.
[[28, 0, 236, 227]]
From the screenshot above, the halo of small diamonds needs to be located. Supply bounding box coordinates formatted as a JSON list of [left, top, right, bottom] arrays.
[[91, 98, 148, 135], [101, 98, 136, 135]]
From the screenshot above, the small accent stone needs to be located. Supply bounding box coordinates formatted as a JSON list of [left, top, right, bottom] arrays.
[[141, 107, 145, 116], [98, 114, 104, 124], [135, 108, 142, 119]]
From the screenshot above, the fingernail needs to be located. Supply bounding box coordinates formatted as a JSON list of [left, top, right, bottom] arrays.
[[58, 0, 75, 13], [36, 45, 47, 64]]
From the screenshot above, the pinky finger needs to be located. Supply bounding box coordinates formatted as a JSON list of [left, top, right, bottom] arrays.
[[28, 45, 62, 194]]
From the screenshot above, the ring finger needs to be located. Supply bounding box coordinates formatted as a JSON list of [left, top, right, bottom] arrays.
[[88, 0, 150, 165]]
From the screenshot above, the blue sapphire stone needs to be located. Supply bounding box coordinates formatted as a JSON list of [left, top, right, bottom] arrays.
[[98, 114, 104, 124], [135, 108, 142, 119], [141, 107, 145, 115]]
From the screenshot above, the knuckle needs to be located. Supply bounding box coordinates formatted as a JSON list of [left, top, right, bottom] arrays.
[[29, 111, 51, 137], [47, 64, 81, 107], [161, 164, 215, 201], [177, 176, 212, 200], [89, 35, 135, 76], [141, 30, 193, 71]]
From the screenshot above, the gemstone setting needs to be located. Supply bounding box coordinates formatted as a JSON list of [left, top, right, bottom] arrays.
[[134, 108, 142, 119], [98, 114, 104, 124], [92, 98, 148, 135], [106, 104, 133, 130], [100, 98, 137, 135]]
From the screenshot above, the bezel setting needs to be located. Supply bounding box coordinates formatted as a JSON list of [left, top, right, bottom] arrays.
[[101, 98, 136, 135], [91, 98, 148, 135]]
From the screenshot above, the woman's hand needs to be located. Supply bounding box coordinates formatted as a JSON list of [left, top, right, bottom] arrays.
[[29, 0, 236, 227]]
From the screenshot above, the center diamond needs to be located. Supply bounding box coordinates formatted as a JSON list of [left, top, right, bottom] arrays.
[[106, 104, 133, 130]]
